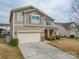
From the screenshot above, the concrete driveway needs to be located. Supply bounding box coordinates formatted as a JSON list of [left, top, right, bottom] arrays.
[[19, 42, 77, 59]]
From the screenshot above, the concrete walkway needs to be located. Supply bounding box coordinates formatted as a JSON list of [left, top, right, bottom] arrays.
[[19, 42, 77, 59]]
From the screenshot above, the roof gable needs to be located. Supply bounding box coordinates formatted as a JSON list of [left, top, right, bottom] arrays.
[[69, 23, 76, 28], [10, 6, 54, 22], [54, 22, 77, 29]]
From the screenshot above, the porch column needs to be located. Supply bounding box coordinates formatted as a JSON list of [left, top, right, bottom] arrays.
[[53, 30, 59, 35], [56, 31, 59, 35], [48, 29, 50, 36], [53, 30, 56, 35], [41, 27, 45, 41]]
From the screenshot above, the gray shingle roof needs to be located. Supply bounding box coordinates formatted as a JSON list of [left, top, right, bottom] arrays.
[[54, 22, 75, 29], [11, 5, 53, 20]]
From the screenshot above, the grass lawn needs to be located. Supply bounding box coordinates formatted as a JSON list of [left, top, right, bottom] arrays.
[[48, 38, 79, 58], [0, 38, 24, 59]]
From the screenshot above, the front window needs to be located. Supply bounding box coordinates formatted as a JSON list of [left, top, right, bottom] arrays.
[[31, 14, 40, 24], [16, 12, 23, 21], [46, 20, 51, 25]]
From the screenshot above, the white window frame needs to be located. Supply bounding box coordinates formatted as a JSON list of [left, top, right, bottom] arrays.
[[16, 12, 23, 21], [31, 14, 40, 24], [45, 20, 51, 26]]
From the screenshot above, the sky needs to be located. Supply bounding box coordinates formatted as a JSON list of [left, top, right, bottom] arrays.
[[0, 0, 72, 23]]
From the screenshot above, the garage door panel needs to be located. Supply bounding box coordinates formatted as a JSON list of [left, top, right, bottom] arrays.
[[18, 32, 40, 43]]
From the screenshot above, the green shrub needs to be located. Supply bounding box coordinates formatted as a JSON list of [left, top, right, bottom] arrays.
[[55, 35, 61, 39], [51, 35, 56, 40], [47, 35, 56, 40], [70, 35, 75, 38], [47, 36, 53, 41], [11, 38, 18, 46], [0, 34, 7, 38], [47, 35, 61, 41]]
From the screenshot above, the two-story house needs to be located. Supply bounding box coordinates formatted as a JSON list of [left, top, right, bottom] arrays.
[[9, 6, 58, 43]]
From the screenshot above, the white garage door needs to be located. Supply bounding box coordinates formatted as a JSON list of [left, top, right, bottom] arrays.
[[18, 32, 41, 43]]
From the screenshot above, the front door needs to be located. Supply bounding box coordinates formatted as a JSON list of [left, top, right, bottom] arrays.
[[50, 30, 53, 36], [44, 29, 48, 39]]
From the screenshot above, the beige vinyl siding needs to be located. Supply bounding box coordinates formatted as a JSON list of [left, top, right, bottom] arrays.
[[14, 26, 43, 32], [10, 12, 16, 38], [29, 10, 44, 25], [13, 7, 34, 24], [14, 10, 45, 26], [26, 13, 30, 24], [14, 26, 43, 37]]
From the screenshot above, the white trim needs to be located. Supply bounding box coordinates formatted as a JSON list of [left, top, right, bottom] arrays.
[[14, 24, 44, 27], [56, 31, 59, 35], [17, 30, 42, 33], [13, 13, 14, 38], [23, 9, 35, 13]]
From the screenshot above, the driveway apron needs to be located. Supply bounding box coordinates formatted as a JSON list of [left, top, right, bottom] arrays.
[[19, 42, 77, 59]]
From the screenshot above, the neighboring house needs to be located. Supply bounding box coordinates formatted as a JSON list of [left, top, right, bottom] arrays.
[[53, 22, 79, 37], [9, 6, 58, 43], [0, 23, 10, 35]]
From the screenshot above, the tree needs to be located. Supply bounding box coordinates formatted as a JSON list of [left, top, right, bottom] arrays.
[[71, 0, 79, 30]]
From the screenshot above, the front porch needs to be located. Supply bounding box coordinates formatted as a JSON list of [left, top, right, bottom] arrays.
[[44, 28, 58, 39]]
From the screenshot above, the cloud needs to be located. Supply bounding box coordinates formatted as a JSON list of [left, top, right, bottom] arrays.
[[0, 0, 72, 23], [22, 0, 72, 22]]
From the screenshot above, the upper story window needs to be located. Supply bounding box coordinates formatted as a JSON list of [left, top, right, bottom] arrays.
[[16, 12, 23, 21], [46, 20, 51, 25], [31, 14, 40, 24]]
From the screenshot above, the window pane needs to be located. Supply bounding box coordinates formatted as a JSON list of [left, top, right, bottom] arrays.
[[46, 20, 51, 25], [48, 21, 51, 25], [32, 16, 35, 20], [36, 16, 40, 23], [36, 16, 39, 20], [19, 14, 21, 19], [31, 16, 35, 23], [31, 15, 40, 24], [46, 22, 48, 25]]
